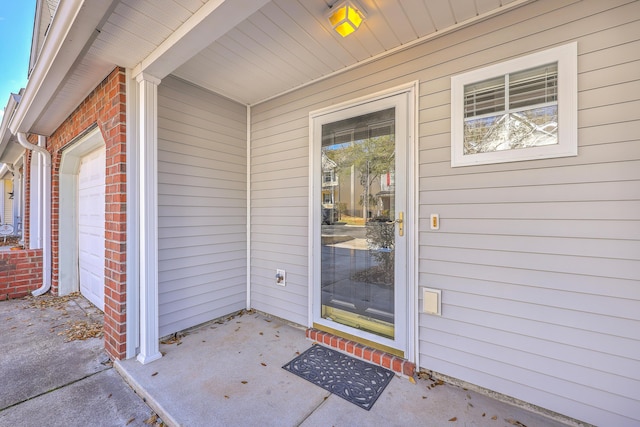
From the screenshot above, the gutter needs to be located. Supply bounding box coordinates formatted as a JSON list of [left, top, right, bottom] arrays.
[[16, 132, 52, 297], [0, 164, 9, 178]]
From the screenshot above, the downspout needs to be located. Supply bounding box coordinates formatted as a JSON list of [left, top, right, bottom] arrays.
[[246, 105, 251, 310], [16, 132, 52, 296]]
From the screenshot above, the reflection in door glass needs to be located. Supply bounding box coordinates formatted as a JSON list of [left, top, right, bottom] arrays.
[[320, 108, 396, 339]]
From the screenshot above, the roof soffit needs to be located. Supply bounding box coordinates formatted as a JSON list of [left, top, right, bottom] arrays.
[[16, 0, 537, 135], [11, 0, 119, 135], [0, 94, 22, 164], [133, 0, 271, 80]]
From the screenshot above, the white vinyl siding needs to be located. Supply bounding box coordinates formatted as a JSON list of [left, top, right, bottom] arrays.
[[2, 180, 11, 226], [249, 0, 640, 425], [157, 76, 247, 337]]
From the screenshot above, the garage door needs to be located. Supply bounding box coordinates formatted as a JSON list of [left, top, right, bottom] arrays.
[[78, 147, 105, 311]]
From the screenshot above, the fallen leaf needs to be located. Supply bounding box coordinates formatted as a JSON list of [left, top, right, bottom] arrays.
[[506, 418, 527, 427], [449, 417, 457, 422], [224, 395, 229, 399], [241, 381, 248, 384], [408, 376, 416, 384], [151, 372, 158, 377], [144, 414, 158, 425], [160, 333, 181, 345], [261, 362, 267, 366], [259, 332, 264, 335], [491, 415, 498, 420], [107, 393, 112, 398], [58, 320, 103, 342], [126, 417, 135, 425]]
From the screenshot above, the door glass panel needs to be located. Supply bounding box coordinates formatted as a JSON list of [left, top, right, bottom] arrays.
[[320, 107, 396, 339]]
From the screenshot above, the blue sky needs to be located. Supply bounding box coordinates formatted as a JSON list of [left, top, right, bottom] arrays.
[[0, 1, 36, 122]]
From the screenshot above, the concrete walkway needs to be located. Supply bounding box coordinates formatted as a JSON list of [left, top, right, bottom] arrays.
[[0, 295, 155, 427], [116, 311, 571, 427]]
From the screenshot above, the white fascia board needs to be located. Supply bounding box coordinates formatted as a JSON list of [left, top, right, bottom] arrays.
[[9, 0, 117, 135], [133, 0, 270, 80]]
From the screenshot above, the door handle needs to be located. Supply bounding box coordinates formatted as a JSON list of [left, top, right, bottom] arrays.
[[387, 212, 404, 236]]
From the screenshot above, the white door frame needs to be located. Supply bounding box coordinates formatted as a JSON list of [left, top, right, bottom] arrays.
[[308, 82, 418, 361], [59, 126, 106, 297]]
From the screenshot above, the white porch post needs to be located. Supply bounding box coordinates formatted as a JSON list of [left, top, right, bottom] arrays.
[[13, 167, 22, 233], [136, 72, 162, 364]]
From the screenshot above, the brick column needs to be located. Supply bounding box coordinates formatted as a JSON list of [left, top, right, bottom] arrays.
[[48, 68, 128, 360]]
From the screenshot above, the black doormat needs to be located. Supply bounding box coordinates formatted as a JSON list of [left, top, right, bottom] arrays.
[[282, 345, 394, 410]]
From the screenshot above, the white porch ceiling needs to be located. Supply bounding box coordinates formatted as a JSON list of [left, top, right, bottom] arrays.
[[31, 0, 529, 134]]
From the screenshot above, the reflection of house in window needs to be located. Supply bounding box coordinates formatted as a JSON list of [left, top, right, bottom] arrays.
[[322, 110, 395, 221], [321, 152, 339, 224], [377, 170, 394, 217]]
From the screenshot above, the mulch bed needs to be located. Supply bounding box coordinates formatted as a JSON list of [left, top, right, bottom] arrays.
[[0, 235, 22, 248]]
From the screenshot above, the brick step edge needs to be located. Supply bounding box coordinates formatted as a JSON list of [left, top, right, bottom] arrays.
[[306, 328, 416, 378]]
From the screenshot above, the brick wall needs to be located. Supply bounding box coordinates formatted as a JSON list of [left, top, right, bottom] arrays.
[[0, 249, 43, 300], [47, 68, 128, 360]]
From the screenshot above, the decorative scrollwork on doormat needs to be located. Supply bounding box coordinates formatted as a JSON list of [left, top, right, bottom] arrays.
[[282, 344, 394, 410]]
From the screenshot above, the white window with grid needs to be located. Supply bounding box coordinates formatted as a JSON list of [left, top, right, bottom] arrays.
[[451, 43, 577, 167]]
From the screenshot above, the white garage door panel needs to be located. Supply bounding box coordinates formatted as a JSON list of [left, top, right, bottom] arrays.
[[78, 147, 105, 311]]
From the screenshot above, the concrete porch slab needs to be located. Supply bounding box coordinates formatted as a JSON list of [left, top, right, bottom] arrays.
[[0, 294, 154, 427], [116, 311, 571, 427]]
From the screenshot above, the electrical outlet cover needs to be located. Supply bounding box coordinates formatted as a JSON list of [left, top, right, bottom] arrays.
[[276, 269, 286, 286]]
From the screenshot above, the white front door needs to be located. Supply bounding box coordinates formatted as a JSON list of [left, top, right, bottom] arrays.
[[78, 147, 106, 310], [311, 85, 416, 358]]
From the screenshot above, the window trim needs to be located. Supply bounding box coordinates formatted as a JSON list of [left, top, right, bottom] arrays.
[[451, 42, 577, 167]]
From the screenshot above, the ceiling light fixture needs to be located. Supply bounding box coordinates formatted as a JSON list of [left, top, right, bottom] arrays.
[[328, 1, 366, 38]]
